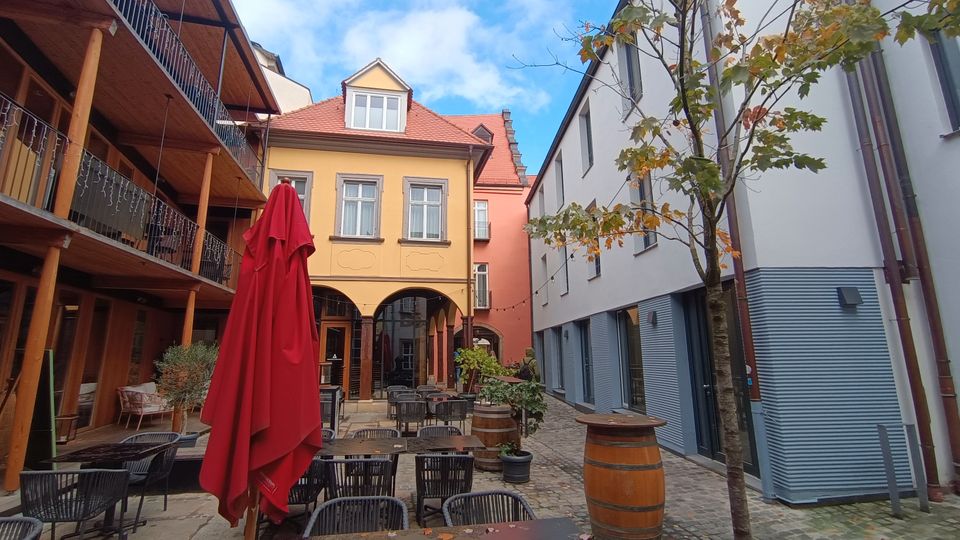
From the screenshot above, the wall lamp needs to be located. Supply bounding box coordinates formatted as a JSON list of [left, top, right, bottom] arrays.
[[647, 310, 658, 326], [837, 287, 863, 307]]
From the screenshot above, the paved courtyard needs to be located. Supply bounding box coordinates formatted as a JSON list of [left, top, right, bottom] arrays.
[[84, 396, 960, 539]]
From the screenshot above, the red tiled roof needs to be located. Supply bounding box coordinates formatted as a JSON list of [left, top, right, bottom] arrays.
[[445, 114, 523, 186], [268, 97, 489, 147]]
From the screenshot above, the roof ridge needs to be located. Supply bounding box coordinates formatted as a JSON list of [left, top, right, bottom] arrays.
[[412, 100, 491, 146]]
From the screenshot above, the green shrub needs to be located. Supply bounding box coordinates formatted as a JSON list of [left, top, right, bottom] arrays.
[[155, 342, 218, 412]]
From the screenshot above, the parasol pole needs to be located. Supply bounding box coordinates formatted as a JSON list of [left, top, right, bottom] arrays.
[[243, 484, 259, 540]]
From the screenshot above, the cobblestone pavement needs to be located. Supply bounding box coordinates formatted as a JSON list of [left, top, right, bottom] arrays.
[[93, 395, 960, 539]]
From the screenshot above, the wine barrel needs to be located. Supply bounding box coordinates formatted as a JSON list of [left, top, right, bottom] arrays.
[[577, 414, 667, 540], [470, 404, 518, 471]]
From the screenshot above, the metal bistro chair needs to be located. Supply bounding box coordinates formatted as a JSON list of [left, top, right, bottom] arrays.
[[321, 428, 336, 442], [435, 400, 469, 432], [301, 496, 408, 537], [414, 454, 474, 526], [119, 431, 181, 532], [0, 517, 42, 540], [386, 386, 409, 419], [441, 490, 536, 527], [20, 469, 130, 540], [349, 428, 401, 493], [395, 400, 427, 437], [258, 457, 327, 534], [324, 458, 394, 500], [416, 425, 466, 455]]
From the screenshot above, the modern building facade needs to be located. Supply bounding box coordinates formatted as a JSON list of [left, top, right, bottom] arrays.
[[0, 0, 278, 488], [528, 0, 960, 503], [252, 41, 312, 116], [446, 112, 532, 365], [262, 59, 493, 400]]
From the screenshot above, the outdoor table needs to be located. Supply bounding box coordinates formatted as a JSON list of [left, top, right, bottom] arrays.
[[316, 435, 484, 457], [311, 517, 581, 539], [47, 441, 177, 535]]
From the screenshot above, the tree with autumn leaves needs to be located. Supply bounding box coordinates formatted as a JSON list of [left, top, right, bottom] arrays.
[[525, 1, 960, 538]]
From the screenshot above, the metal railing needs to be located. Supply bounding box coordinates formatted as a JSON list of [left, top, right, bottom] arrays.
[[474, 220, 491, 240], [200, 232, 241, 288], [0, 93, 67, 211], [73, 151, 198, 271], [108, 0, 263, 182]]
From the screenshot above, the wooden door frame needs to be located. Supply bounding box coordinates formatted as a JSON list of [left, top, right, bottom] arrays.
[[319, 321, 352, 398]]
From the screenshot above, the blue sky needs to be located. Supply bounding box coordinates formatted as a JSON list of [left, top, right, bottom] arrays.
[[233, 0, 613, 177]]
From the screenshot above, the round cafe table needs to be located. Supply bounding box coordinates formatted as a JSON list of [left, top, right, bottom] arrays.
[[576, 413, 667, 540]]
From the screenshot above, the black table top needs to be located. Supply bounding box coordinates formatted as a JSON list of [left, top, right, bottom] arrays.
[[47, 442, 175, 464], [317, 435, 484, 457], [313, 517, 581, 539]]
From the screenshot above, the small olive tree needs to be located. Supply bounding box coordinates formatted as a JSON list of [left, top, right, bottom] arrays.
[[156, 342, 218, 433]]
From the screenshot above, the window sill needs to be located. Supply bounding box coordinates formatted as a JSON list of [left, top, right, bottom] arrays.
[[473, 237, 491, 243], [398, 239, 451, 247], [633, 241, 659, 257], [581, 163, 593, 178], [587, 273, 601, 282], [574, 402, 596, 414], [940, 129, 960, 140], [329, 235, 384, 244]]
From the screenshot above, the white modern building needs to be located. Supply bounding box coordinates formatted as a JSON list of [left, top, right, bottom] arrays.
[[528, 0, 960, 503], [252, 42, 312, 116]]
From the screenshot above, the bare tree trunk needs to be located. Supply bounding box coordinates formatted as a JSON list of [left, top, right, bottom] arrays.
[[705, 280, 752, 539], [171, 406, 186, 434]]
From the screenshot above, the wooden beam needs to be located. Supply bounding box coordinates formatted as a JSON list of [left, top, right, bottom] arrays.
[[93, 277, 199, 291], [159, 11, 239, 29], [0, 1, 118, 34], [0, 227, 71, 248], [117, 132, 221, 155], [177, 194, 265, 209], [224, 104, 276, 115]]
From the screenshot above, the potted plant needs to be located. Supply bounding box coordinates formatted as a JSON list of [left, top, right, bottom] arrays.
[[455, 346, 513, 393], [156, 342, 218, 441], [478, 378, 546, 483]]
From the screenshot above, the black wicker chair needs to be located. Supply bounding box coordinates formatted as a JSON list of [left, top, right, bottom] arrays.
[[300, 496, 408, 537], [258, 456, 327, 534], [435, 400, 468, 431], [119, 431, 181, 531], [441, 490, 536, 527], [324, 458, 394, 499], [349, 428, 401, 493], [414, 454, 474, 526], [0, 517, 42, 540], [20, 469, 130, 540], [417, 425, 463, 438], [386, 386, 409, 419], [395, 400, 427, 436]]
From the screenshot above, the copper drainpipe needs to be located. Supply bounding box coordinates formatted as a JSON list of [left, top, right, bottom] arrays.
[[465, 146, 475, 346], [844, 67, 942, 498], [866, 47, 960, 492]]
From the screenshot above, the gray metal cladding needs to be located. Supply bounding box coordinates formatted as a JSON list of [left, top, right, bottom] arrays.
[[639, 295, 685, 451], [590, 312, 622, 413], [745, 267, 911, 503], [563, 322, 581, 403]]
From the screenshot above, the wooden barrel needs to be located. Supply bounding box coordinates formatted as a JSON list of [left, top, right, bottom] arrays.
[[577, 414, 667, 540], [470, 404, 518, 471]]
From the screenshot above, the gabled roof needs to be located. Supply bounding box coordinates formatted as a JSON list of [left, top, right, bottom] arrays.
[[446, 113, 526, 186], [342, 58, 412, 91], [268, 97, 490, 148]]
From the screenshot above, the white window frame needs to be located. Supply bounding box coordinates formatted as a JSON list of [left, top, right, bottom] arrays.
[[403, 177, 448, 241], [474, 200, 490, 240], [401, 297, 416, 313], [537, 184, 545, 218], [579, 102, 594, 174], [555, 153, 565, 209], [586, 200, 601, 280], [540, 254, 549, 306], [345, 88, 407, 132], [269, 169, 312, 222], [334, 173, 383, 238], [473, 263, 490, 309], [628, 172, 657, 254], [618, 37, 643, 114]]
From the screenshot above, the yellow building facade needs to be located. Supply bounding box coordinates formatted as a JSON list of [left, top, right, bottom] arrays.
[[264, 60, 491, 399]]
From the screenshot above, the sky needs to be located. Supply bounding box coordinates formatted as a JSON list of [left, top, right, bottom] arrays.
[[233, 0, 614, 178]]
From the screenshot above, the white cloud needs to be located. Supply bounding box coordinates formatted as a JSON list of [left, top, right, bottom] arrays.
[[232, 0, 576, 112]]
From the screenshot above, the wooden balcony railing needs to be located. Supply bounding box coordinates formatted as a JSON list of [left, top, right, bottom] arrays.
[[0, 93, 240, 288], [108, 0, 263, 183]]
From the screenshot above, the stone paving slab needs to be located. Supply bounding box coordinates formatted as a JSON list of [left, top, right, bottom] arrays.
[[34, 396, 960, 539]]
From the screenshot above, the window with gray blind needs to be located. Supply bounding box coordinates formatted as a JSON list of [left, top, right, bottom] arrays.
[[629, 172, 657, 253], [930, 31, 960, 131], [617, 307, 646, 412]]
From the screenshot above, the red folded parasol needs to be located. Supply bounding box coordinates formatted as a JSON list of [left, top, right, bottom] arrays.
[[199, 181, 324, 528]]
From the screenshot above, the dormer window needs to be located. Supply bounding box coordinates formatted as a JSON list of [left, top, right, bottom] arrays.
[[350, 91, 403, 131]]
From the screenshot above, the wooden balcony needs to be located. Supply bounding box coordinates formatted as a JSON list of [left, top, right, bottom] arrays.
[[0, 94, 239, 307], [1, 0, 278, 208]]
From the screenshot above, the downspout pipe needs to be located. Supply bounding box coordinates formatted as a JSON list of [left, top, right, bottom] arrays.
[[844, 67, 942, 498], [868, 46, 960, 491], [465, 146, 474, 346]]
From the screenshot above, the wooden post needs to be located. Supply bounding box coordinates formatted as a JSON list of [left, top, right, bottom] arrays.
[[180, 153, 214, 346], [4, 25, 103, 491], [359, 316, 373, 400], [3, 242, 64, 491], [53, 27, 103, 219], [446, 323, 456, 388], [243, 484, 259, 540]]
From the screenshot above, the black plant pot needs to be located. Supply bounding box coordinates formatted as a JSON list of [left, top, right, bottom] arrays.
[[501, 450, 533, 484]]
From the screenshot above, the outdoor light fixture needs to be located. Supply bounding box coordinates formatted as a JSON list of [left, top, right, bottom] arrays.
[[647, 310, 658, 326], [837, 287, 863, 307], [563, 329, 569, 339]]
